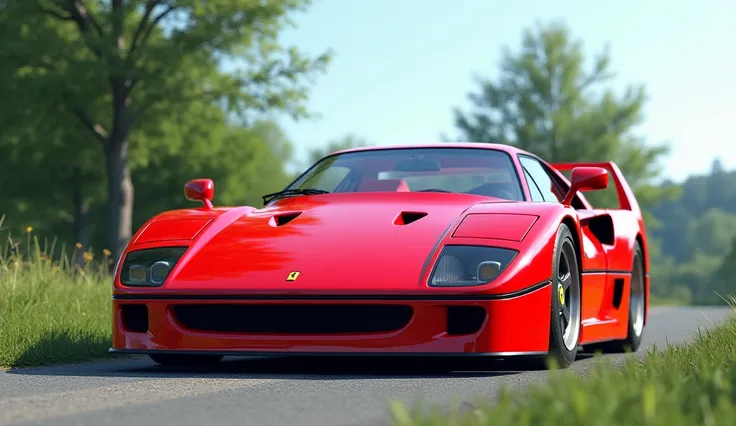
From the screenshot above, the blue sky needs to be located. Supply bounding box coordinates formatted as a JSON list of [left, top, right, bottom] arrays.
[[275, 0, 734, 182]]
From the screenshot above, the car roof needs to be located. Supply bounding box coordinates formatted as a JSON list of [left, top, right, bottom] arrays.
[[332, 142, 538, 159]]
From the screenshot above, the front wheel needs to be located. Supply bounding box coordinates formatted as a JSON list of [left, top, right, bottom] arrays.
[[149, 354, 224, 367], [544, 223, 582, 369]]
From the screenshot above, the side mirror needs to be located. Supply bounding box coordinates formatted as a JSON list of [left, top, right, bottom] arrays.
[[184, 179, 214, 209], [562, 167, 608, 207]]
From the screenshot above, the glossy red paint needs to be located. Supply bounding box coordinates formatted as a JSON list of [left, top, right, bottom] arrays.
[[562, 167, 609, 206], [110, 143, 649, 360], [551, 160, 650, 328], [112, 286, 552, 354], [452, 213, 538, 241], [134, 218, 212, 245], [184, 179, 215, 209]]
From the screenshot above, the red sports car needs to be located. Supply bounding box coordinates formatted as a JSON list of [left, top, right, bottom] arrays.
[[110, 143, 649, 369]]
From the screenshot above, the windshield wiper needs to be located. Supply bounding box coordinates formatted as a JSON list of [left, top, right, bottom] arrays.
[[262, 188, 330, 204]]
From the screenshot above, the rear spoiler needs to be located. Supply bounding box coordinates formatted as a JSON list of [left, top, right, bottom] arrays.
[[550, 161, 641, 216]]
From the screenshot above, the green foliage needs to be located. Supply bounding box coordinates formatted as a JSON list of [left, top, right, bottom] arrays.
[[447, 21, 676, 212], [132, 119, 297, 222], [0, 92, 296, 249], [647, 162, 736, 305], [0, 0, 332, 258], [0, 102, 106, 247], [683, 209, 736, 259], [0, 0, 332, 127], [391, 305, 736, 426], [707, 238, 736, 305], [650, 160, 736, 262]]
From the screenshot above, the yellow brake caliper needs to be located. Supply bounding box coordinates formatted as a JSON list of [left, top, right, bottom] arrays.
[[558, 284, 565, 306]]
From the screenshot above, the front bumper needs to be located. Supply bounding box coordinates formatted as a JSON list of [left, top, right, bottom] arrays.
[[111, 282, 551, 356]]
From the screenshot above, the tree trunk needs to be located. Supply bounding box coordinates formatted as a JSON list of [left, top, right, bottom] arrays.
[[105, 134, 134, 262]]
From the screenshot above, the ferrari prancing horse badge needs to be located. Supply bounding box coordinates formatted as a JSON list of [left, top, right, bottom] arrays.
[[286, 271, 301, 281]]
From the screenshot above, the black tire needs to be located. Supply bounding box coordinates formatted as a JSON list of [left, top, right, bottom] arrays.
[[149, 354, 224, 367], [592, 242, 645, 353], [542, 223, 582, 369]]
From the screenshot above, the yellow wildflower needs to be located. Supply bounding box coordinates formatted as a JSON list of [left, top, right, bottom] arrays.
[[103, 249, 112, 257], [25, 226, 33, 233], [83, 251, 94, 263], [75, 242, 83, 249]]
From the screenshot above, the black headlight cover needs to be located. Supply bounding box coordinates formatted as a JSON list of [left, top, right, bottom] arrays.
[[119, 247, 188, 287], [428, 245, 518, 287]]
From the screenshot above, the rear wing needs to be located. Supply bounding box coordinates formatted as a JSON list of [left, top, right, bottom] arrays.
[[550, 161, 641, 216]]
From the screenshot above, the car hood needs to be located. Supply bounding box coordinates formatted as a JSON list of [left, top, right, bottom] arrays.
[[163, 192, 508, 292]]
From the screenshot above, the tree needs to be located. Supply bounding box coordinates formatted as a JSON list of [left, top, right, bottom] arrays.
[[0, 0, 331, 259], [0, 92, 297, 254], [446, 21, 675, 211], [0, 84, 106, 259], [683, 209, 736, 260], [710, 236, 736, 304], [131, 118, 297, 222], [649, 164, 736, 262]]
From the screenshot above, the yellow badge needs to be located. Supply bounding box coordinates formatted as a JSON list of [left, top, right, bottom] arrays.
[[286, 271, 301, 281], [558, 284, 565, 305]]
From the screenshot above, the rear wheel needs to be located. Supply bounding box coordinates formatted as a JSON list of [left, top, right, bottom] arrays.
[[543, 224, 582, 369], [149, 354, 224, 367], [592, 243, 645, 353]]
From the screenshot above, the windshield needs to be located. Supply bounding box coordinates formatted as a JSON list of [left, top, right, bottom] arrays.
[[287, 147, 525, 201]]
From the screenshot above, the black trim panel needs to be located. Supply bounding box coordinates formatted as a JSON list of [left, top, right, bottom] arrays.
[[112, 280, 551, 302], [579, 338, 618, 348], [109, 348, 548, 358], [582, 269, 631, 275]]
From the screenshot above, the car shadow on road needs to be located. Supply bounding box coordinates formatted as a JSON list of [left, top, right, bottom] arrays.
[[3, 330, 111, 369], [4, 354, 572, 380]]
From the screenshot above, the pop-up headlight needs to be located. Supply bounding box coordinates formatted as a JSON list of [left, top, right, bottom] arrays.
[[429, 245, 517, 287], [120, 247, 187, 287]]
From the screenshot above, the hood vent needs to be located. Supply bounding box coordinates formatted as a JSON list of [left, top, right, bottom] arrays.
[[269, 212, 302, 227], [394, 211, 428, 225]]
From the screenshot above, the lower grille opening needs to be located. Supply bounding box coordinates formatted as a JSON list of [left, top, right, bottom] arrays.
[[121, 304, 149, 333], [446, 306, 486, 335], [172, 304, 414, 334]]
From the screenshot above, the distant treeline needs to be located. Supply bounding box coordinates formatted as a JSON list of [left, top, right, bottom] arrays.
[[648, 159, 736, 304]]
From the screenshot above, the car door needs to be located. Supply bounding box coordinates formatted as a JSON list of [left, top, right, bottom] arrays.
[[517, 155, 608, 321]]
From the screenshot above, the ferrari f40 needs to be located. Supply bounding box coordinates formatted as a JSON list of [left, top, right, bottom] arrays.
[[110, 143, 649, 369]]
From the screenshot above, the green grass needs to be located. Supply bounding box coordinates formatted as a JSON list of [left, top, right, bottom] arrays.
[[0, 219, 114, 368], [390, 301, 736, 426]]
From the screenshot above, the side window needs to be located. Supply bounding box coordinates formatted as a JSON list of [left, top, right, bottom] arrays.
[[523, 169, 545, 201], [519, 156, 561, 203]]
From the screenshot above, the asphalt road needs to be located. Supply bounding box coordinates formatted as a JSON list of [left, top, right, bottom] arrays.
[[0, 306, 731, 426]]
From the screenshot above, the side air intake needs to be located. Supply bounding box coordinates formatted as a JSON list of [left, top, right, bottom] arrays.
[[269, 212, 302, 227], [394, 211, 428, 225]]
